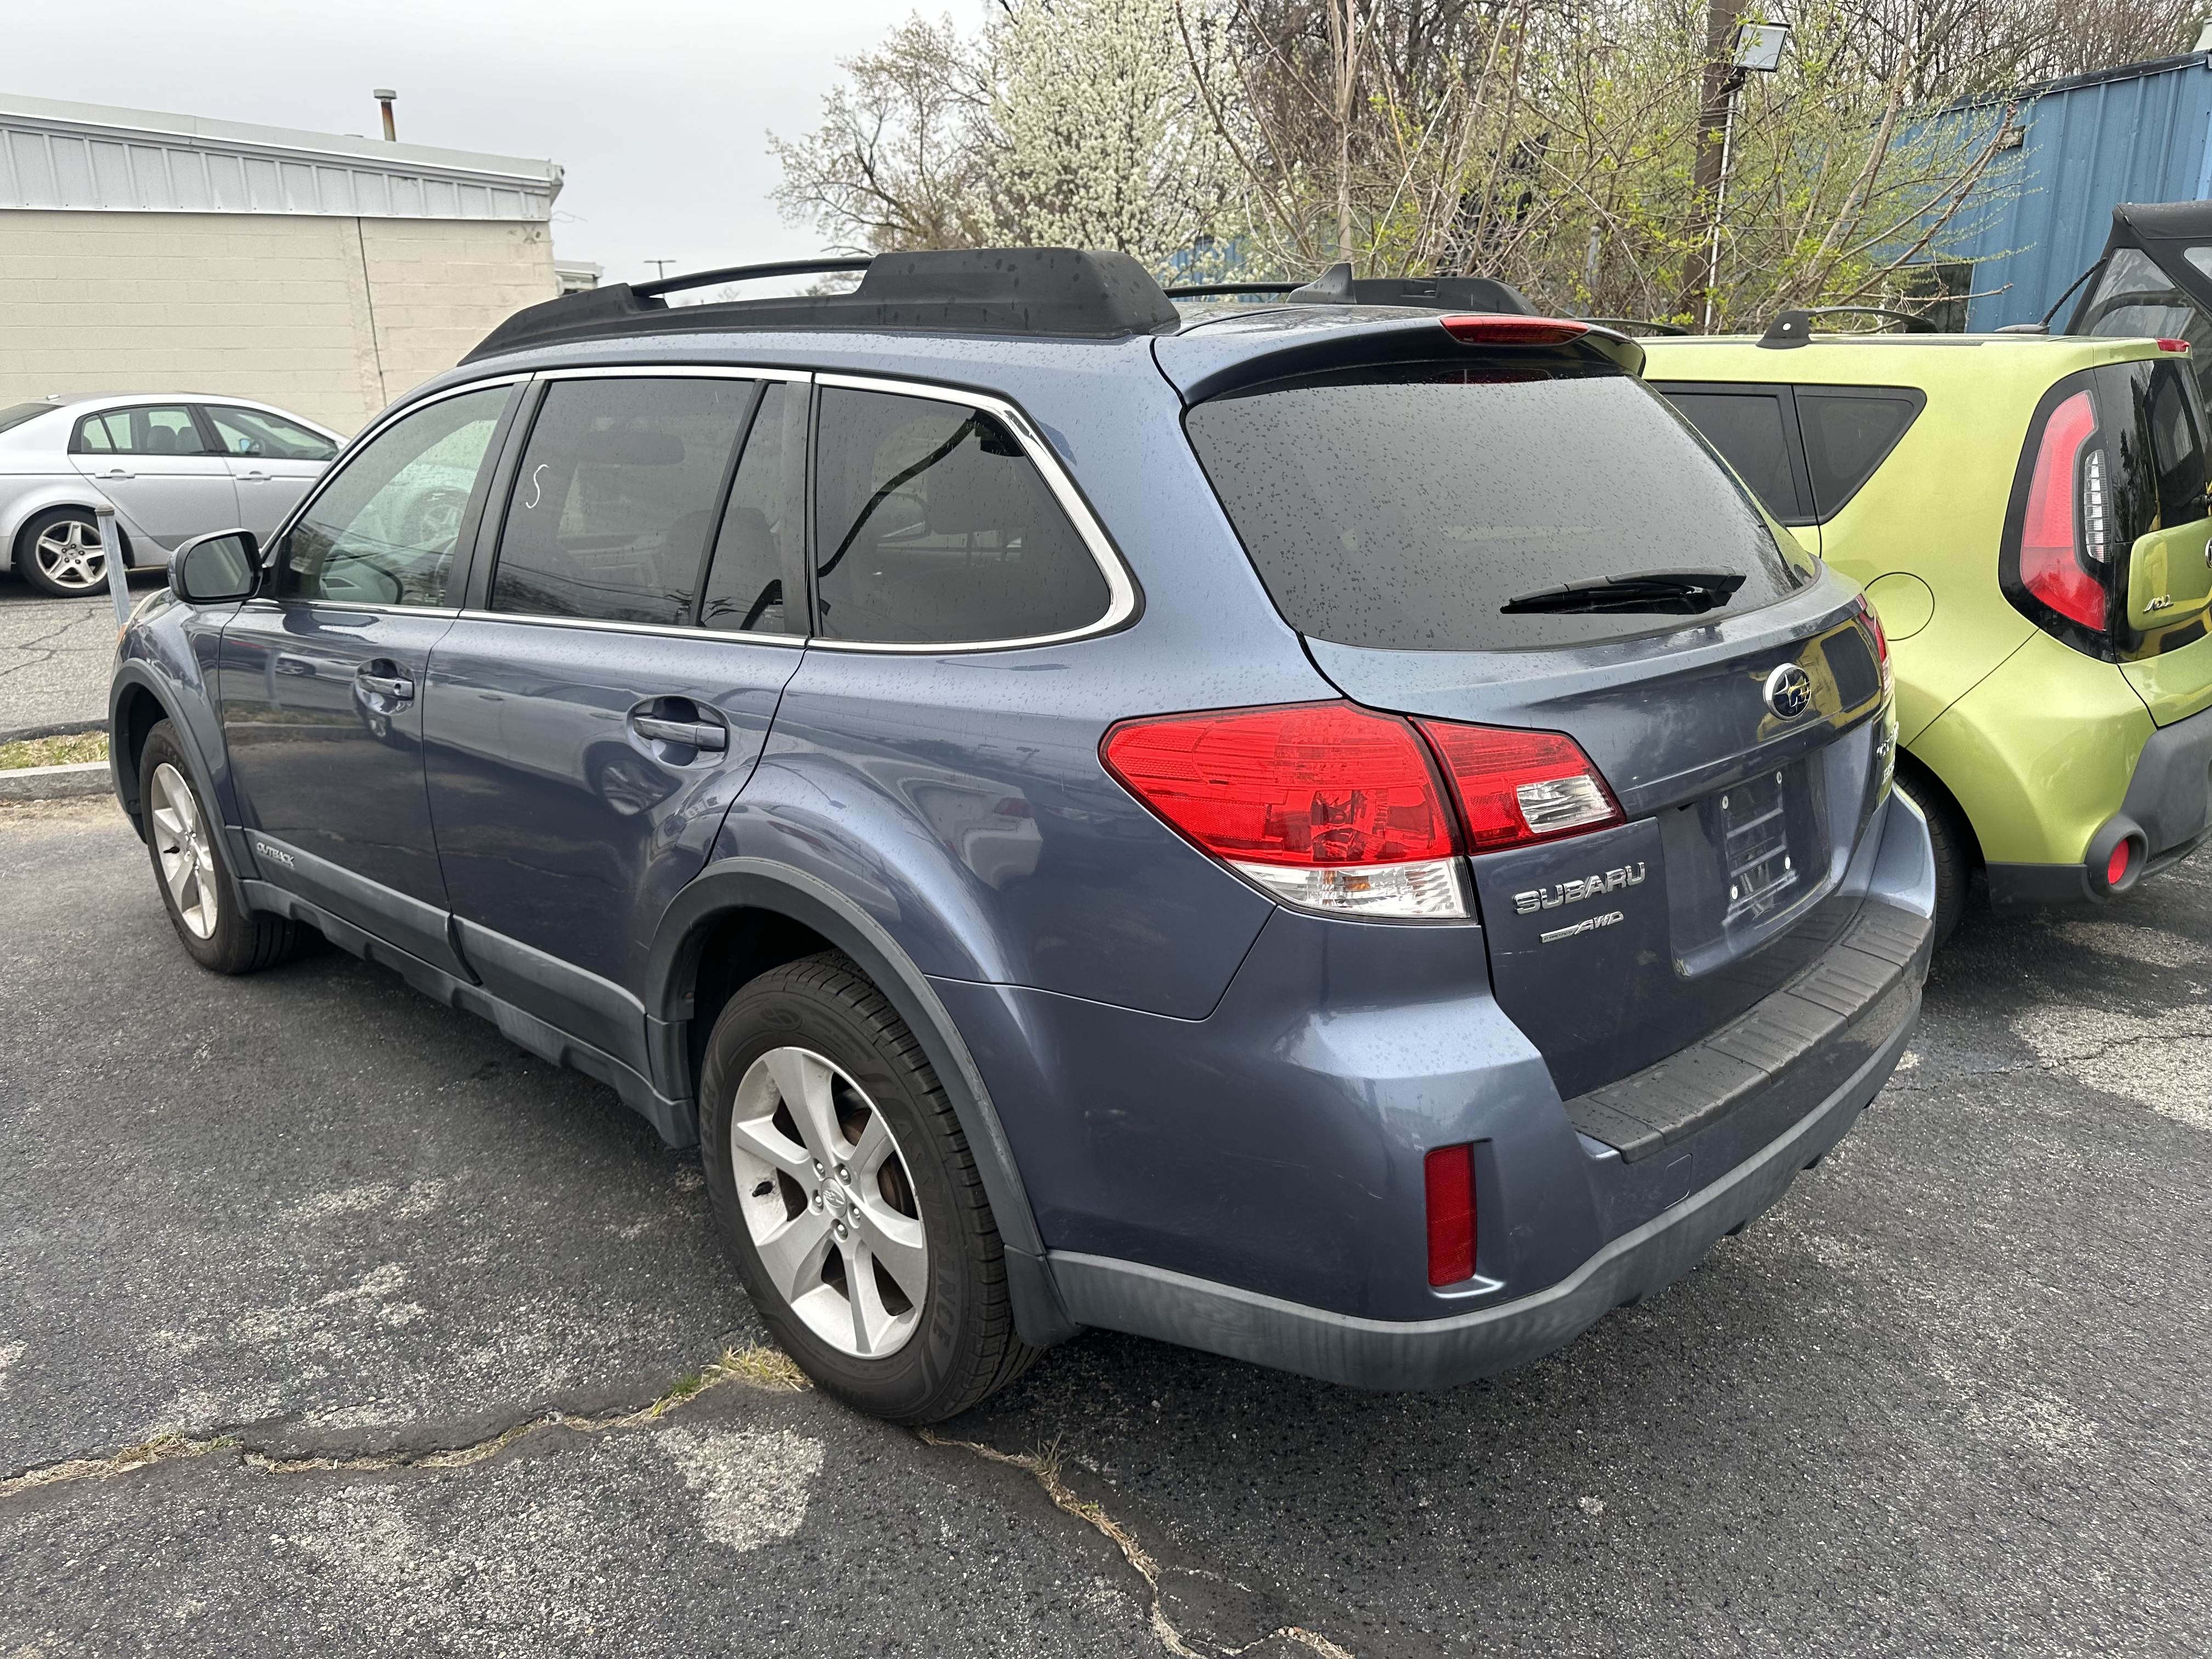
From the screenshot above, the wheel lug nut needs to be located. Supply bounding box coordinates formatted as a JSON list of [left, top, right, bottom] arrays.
[[833, 1221, 848, 1240], [836, 1164, 851, 1183], [810, 1192, 823, 1211], [811, 1159, 825, 1178]]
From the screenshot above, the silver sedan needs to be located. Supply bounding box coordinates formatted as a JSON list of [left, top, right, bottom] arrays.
[[0, 394, 343, 597]]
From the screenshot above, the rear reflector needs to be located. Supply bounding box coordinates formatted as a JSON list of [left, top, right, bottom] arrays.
[[1439, 313, 1588, 346], [2018, 390, 2107, 632], [1425, 1144, 1476, 1285], [1101, 701, 1466, 918], [2106, 840, 2132, 887], [2158, 338, 2192, 354], [1415, 721, 1622, 852], [1854, 593, 1895, 702]]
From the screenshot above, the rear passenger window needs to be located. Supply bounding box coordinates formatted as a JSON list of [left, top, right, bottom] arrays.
[[491, 377, 756, 625], [1662, 391, 1807, 520], [73, 405, 210, 455], [699, 381, 805, 634], [1795, 390, 1921, 517], [812, 387, 1110, 645]]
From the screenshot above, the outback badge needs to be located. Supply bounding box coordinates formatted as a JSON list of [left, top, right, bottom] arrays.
[[1763, 662, 1814, 720]]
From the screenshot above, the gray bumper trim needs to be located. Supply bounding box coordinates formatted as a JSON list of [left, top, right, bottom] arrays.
[[1048, 996, 1914, 1392]]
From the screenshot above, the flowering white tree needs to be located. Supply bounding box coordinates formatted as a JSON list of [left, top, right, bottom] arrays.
[[991, 0, 1240, 268]]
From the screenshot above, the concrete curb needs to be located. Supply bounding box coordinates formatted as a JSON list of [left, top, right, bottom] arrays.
[[0, 719, 105, 747], [0, 761, 111, 803]]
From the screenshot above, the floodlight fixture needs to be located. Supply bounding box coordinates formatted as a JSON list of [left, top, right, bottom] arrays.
[[1733, 22, 1791, 72], [2196, 21, 2212, 53]]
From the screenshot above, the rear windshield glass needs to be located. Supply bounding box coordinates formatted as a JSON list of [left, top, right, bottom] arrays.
[[0, 403, 53, 436], [1184, 364, 1804, 652]]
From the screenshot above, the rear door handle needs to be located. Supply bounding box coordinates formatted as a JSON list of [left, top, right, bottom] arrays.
[[633, 714, 726, 752], [357, 669, 415, 701]]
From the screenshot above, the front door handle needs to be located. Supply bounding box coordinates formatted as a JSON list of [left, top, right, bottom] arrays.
[[632, 714, 726, 752], [357, 669, 415, 701]]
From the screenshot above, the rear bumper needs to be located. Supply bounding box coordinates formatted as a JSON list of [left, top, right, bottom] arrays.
[[1048, 1000, 1912, 1390], [1988, 698, 2212, 906]]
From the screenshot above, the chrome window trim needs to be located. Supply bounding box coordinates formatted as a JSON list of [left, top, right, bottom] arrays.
[[453, 607, 805, 648], [809, 369, 1139, 654], [266, 374, 527, 571], [232, 597, 464, 620], [533, 364, 812, 385]]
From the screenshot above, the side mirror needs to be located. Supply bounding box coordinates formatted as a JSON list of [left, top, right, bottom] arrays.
[[171, 529, 259, 604]]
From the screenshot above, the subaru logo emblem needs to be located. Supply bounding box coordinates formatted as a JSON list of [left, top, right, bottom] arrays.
[[1763, 663, 1814, 720]]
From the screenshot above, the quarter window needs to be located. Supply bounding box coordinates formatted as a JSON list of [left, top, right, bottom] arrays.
[[205, 405, 339, 462], [812, 386, 1109, 645], [1662, 391, 1807, 521], [2143, 359, 2208, 526], [490, 377, 757, 625], [699, 381, 806, 635], [73, 405, 210, 455], [280, 385, 511, 607], [1795, 390, 1921, 517]]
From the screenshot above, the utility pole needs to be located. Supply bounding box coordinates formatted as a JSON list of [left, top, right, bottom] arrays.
[[1679, 0, 1745, 327], [645, 260, 676, 281]]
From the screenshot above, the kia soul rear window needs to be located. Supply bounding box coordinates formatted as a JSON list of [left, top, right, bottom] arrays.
[[1184, 364, 1806, 652]]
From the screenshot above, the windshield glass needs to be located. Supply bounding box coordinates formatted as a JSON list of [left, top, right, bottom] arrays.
[[1183, 363, 1805, 652]]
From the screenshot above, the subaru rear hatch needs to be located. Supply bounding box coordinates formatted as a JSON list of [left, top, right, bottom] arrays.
[[1158, 310, 1898, 1103]]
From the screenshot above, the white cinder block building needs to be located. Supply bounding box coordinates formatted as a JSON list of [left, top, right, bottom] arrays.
[[0, 93, 566, 435]]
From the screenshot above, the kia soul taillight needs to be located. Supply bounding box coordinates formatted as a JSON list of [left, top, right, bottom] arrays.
[[1101, 701, 1622, 919]]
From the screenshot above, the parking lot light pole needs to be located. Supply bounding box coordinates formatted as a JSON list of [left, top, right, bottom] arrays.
[[97, 505, 131, 628], [1700, 20, 1791, 332]]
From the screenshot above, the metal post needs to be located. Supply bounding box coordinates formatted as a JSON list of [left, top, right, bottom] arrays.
[[1702, 70, 1745, 334], [96, 505, 131, 628]]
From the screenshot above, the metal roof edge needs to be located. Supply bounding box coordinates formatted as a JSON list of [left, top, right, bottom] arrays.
[[0, 90, 558, 187]]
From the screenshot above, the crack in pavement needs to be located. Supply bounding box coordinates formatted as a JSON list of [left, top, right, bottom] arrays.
[[919, 1427, 1358, 1659], [0, 1344, 810, 1502]]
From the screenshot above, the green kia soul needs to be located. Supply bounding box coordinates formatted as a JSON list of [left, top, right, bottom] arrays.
[[1643, 325, 2212, 944]]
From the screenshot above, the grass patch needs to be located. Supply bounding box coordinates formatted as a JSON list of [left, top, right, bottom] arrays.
[[0, 730, 107, 770]]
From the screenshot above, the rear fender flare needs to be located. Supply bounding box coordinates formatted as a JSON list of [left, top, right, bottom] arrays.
[[648, 857, 1048, 1266]]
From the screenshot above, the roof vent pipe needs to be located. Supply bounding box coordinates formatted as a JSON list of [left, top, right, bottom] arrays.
[[373, 89, 397, 142]]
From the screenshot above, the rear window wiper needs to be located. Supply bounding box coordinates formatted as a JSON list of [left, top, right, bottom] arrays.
[[1500, 570, 1747, 616]]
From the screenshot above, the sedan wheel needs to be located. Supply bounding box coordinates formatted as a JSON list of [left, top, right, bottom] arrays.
[[29, 522, 105, 601], [148, 762, 220, 939], [728, 1045, 929, 1358]]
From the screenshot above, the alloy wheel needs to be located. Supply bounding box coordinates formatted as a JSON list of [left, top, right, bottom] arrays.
[[149, 763, 220, 939], [32, 517, 105, 591], [729, 1046, 929, 1358]]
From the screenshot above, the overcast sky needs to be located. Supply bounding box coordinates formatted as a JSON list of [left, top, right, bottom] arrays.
[[9, 0, 979, 291]]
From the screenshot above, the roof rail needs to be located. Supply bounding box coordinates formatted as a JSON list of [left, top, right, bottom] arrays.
[[1758, 306, 1939, 348], [462, 247, 1183, 362], [632, 257, 871, 301]]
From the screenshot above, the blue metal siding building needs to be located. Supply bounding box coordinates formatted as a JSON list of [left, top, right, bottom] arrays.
[[1944, 53, 2212, 330]]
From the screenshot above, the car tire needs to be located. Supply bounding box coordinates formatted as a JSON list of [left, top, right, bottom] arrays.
[[699, 951, 1039, 1423], [1896, 767, 1973, 950], [139, 721, 311, 974], [16, 507, 119, 599]]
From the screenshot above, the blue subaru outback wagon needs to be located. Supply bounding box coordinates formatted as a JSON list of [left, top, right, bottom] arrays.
[[110, 249, 1935, 1421]]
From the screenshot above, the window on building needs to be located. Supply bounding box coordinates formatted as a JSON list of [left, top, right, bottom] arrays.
[[812, 387, 1108, 645], [490, 377, 757, 625]]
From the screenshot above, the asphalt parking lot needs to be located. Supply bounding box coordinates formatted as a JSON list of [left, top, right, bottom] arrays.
[[3, 795, 2208, 1657], [0, 574, 165, 741]]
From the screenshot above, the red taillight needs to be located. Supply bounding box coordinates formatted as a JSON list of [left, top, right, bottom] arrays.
[[1425, 1144, 1476, 1285], [1101, 702, 1466, 917], [1854, 594, 1895, 702], [2018, 390, 2107, 631], [1415, 721, 1621, 852], [2158, 338, 2192, 354], [1439, 313, 1588, 346]]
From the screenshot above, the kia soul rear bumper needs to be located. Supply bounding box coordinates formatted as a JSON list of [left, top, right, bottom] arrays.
[[947, 789, 1937, 1389]]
